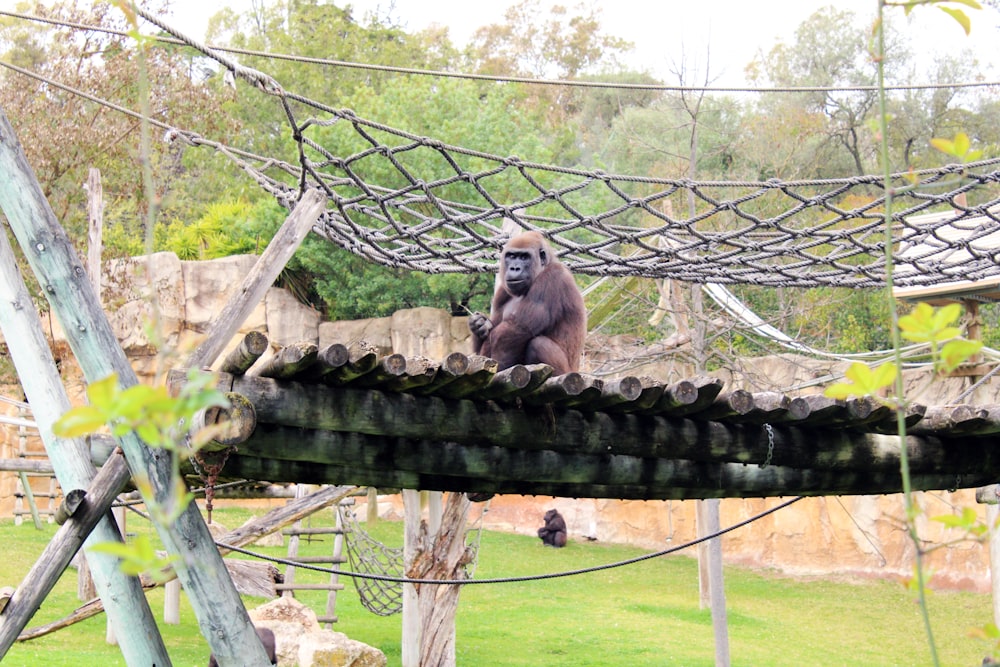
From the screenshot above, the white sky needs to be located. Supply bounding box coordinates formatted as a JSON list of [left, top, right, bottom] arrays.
[[153, 0, 1000, 86], [4, 0, 997, 86]]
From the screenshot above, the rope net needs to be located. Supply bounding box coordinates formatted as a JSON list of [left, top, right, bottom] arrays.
[[33, 8, 1000, 290], [339, 506, 404, 616]]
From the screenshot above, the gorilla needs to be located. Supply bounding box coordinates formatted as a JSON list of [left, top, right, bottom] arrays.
[[469, 231, 586, 375], [538, 508, 568, 548]]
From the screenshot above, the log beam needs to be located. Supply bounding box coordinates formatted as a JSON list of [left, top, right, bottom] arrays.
[[222, 453, 993, 500]]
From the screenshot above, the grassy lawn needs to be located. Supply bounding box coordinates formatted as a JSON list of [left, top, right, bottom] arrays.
[[0, 503, 993, 666]]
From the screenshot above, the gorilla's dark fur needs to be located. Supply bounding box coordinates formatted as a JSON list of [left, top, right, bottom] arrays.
[[537, 508, 568, 548]]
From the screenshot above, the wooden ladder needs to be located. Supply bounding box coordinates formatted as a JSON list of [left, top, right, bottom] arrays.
[[278, 486, 350, 627]]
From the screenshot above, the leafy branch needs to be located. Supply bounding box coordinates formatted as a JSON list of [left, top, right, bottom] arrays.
[[53, 368, 229, 577]]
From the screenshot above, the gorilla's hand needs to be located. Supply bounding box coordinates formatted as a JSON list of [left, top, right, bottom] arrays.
[[468, 312, 493, 340]]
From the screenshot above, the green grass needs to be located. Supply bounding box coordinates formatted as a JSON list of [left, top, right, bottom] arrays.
[[0, 504, 993, 666]]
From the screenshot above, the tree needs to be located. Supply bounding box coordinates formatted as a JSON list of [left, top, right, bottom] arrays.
[[0, 1, 236, 242], [467, 0, 631, 80], [746, 7, 909, 177]]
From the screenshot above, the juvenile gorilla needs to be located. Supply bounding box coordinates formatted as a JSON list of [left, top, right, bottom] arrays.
[[537, 508, 568, 548], [468, 231, 586, 375]]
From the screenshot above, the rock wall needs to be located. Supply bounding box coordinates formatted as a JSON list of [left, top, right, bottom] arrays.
[[0, 252, 994, 590]]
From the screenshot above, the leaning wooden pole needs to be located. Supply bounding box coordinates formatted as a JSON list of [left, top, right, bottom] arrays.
[[0, 225, 169, 664], [185, 188, 326, 371], [0, 107, 285, 666]]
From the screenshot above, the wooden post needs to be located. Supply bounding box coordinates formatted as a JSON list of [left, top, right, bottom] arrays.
[[367, 487, 379, 524], [428, 491, 443, 536], [0, 212, 169, 663], [401, 489, 421, 667], [185, 188, 326, 370], [978, 485, 1000, 628], [164, 579, 181, 625], [704, 498, 730, 666], [84, 167, 102, 302], [0, 106, 271, 666]]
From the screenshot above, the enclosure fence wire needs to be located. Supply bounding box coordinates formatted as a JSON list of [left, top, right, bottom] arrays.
[[217, 497, 803, 587]]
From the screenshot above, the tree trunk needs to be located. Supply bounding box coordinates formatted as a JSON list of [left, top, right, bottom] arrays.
[[407, 492, 473, 667]]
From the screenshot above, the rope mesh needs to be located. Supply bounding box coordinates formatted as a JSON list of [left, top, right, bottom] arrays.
[[11, 7, 1000, 290], [179, 62, 1000, 289], [339, 506, 404, 616]]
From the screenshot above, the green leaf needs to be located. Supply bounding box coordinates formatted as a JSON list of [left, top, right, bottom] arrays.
[[85, 374, 121, 410], [940, 339, 982, 372], [53, 405, 109, 438], [937, 6, 972, 34], [824, 361, 897, 399], [899, 302, 963, 344], [930, 132, 982, 161], [932, 507, 979, 529], [968, 622, 1000, 641]]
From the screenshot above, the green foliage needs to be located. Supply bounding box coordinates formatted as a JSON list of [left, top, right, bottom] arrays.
[[52, 367, 229, 575], [898, 302, 982, 373], [795, 288, 892, 353], [930, 131, 984, 162], [159, 201, 255, 260], [53, 370, 229, 452], [825, 302, 981, 401], [825, 361, 898, 401], [87, 534, 178, 584]]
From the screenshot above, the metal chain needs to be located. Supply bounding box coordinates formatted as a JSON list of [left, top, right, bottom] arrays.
[[759, 424, 775, 469]]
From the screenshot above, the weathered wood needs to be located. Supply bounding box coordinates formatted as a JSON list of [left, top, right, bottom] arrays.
[[791, 395, 848, 424], [289, 343, 350, 383], [138, 558, 282, 599], [411, 353, 471, 396], [18, 484, 358, 640], [231, 421, 1000, 490], [520, 372, 600, 405], [383, 356, 439, 392], [253, 341, 318, 379], [910, 404, 1000, 435], [653, 376, 725, 417], [197, 374, 1000, 474], [586, 376, 643, 410], [324, 340, 380, 384], [0, 106, 269, 666], [53, 488, 86, 525], [0, 458, 54, 474], [401, 489, 421, 667], [475, 363, 550, 401], [0, 198, 167, 664], [194, 392, 257, 453], [434, 355, 500, 399], [84, 167, 102, 302], [694, 390, 755, 421], [186, 188, 326, 370], [4, 450, 144, 648], [605, 376, 665, 412], [349, 353, 410, 387], [273, 582, 345, 592], [726, 391, 809, 424], [218, 331, 269, 375], [17, 598, 105, 641], [223, 561, 281, 599], [0, 588, 13, 614], [224, 453, 996, 500]]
